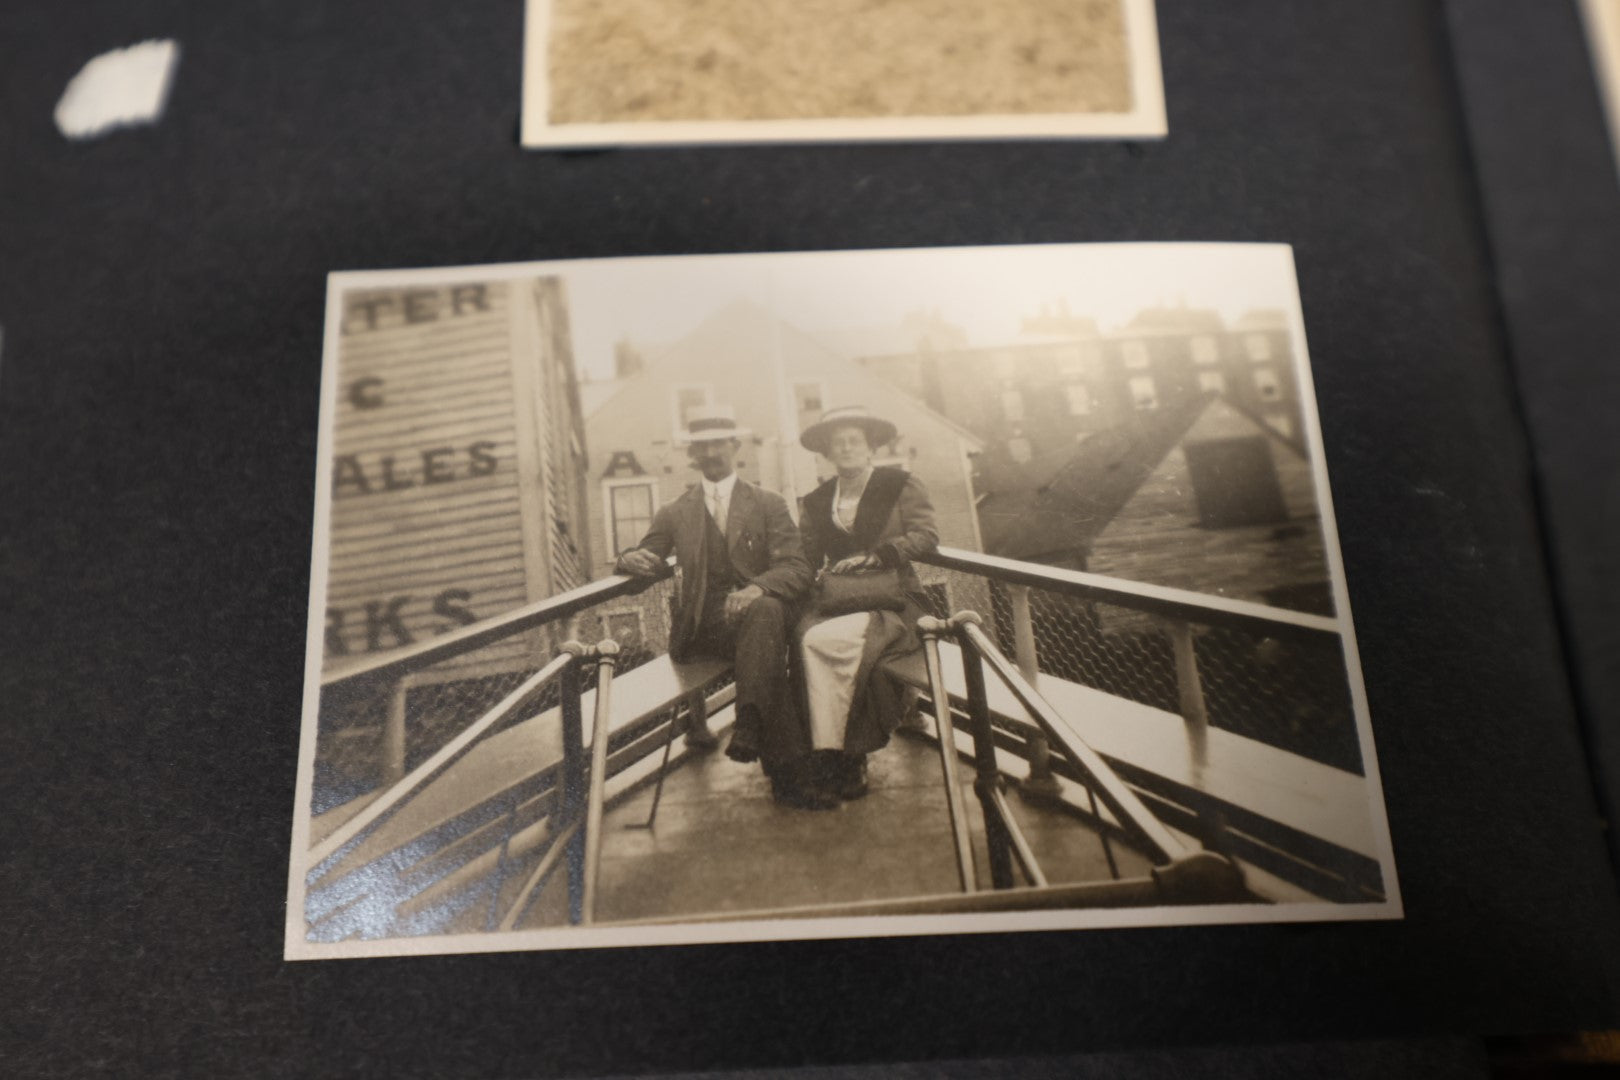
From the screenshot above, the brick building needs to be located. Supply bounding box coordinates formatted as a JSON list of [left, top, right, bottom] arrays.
[[856, 305, 1302, 472]]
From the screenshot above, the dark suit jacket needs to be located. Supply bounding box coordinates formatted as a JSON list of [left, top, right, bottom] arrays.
[[617, 479, 812, 661]]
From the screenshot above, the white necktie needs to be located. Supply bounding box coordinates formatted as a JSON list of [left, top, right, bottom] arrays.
[[710, 489, 728, 533]]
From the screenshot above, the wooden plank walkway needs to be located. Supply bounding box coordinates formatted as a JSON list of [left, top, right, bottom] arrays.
[[884, 643, 1380, 860], [506, 729, 1152, 928]]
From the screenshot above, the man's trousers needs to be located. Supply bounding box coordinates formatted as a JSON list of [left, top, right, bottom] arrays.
[[688, 593, 807, 770]]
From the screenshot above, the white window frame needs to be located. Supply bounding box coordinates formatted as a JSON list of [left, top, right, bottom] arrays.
[[1190, 335, 1219, 365], [1245, 333, 1274, 362], [1121, 340, 1151, 370], [1198, 370, 1226, 394], [669, 383, 714, 444], [603, 477, 660, 557]]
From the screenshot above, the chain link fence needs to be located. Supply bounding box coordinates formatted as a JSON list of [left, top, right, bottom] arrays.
[[921, 564, 1360, 774], [313, 577, 679, 815]]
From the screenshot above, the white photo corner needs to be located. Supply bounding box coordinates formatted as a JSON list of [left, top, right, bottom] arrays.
[[286, 243, 1401, 961]]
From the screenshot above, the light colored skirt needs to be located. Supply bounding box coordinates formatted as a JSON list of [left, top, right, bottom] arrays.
[[800, 612, 872, 750]]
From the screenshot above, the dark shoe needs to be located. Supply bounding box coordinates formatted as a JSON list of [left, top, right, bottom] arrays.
[[725, 719, 760, 763], [832, 753, 870, 801], [770, 775, 839, 811]]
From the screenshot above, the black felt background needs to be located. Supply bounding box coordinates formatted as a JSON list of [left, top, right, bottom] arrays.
[[1448, 0, 1620, 884], [2, 2, 1618, 1076]]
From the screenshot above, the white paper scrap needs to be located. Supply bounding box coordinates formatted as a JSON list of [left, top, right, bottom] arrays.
[[54, 39, 180, 140]]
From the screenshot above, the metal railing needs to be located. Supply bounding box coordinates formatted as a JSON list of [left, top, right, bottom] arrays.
[[915, 546, 1353, 778], [309, 638, 627, 928], [497, 640, 621, 929], [304, 543, 1374, 937], [917, 611, 1246, 908], [314, 560, 683, 806], [307, 560, 712, 934], [909, 547, 1382, 901]]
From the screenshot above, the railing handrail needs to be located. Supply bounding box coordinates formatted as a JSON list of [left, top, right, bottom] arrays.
[[308, 650, 576, 871], [321, 561, 673, 689], [919, 547, 1341, 644], [321, 546, 1332, 693], [952, 615, 1192, 866]]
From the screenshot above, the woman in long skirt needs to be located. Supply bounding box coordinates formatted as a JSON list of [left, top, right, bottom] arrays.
[[795, 405, 939, 800]]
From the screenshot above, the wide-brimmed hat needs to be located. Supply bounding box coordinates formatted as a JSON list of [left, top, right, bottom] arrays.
[[799, 405, 898, 456], [681, 403, 752, 443]]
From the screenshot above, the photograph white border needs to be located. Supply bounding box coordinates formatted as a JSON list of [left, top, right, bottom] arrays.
[[1582, 0, 1620, 177], [285, 244, 1401, 961], [520, 0, 1167, 148]]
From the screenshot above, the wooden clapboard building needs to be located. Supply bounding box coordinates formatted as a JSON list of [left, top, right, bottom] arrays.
[[316, 276, 591, 803]]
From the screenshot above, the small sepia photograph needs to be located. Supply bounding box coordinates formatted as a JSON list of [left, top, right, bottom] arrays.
[[521, 0, 1165, 147], [286, 244, 1399, 960]]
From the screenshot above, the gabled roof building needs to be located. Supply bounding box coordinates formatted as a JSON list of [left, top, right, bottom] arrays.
[[579, 301, 988, 653], [978, 392, 1330, 615]]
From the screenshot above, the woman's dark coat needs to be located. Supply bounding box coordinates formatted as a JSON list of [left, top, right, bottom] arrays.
[[796, 467, 940, 755]]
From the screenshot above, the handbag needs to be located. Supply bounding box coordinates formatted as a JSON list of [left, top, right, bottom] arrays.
[[811, 567, 905, 617]]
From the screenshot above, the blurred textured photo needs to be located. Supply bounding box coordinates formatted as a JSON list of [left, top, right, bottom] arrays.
[[524, 0, 1164, 145], [287, 245, 1398, 960]]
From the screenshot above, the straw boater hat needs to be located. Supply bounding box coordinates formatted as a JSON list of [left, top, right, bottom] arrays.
[[682, 403, 752, 442], [799, 405, 898, 457]]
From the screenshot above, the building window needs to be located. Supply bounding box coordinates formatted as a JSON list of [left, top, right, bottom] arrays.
[[1121, 340, 1151, 370], [792, 380, 825, 433], [1007, 437, 1033, 463], [605, 480, 657, 556], [1001, 389, 1025, 422], [1253, 367, 1283, 401], [1266, 414, 1294, 438], [1245, 333, 1273, 361], [1190, 336, 1219, 365], [1128, 375, 1158, 410], [670, 384, 712, 440], [1059, 342, 1100, 377], [1198, 371, 1226, 394], [1065, 383, 1092, 416]]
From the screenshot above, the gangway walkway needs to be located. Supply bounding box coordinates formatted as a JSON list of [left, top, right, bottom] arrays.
[[475, 729, 1155, 930], [299, 546, 1380, 946]]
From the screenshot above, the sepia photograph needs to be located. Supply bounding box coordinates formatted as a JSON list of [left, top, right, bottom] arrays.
[[521, 0, 1165, 147], [286, 244, 1399, 960]]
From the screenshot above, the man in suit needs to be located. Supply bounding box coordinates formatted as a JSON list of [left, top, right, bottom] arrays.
[[615, 406, 830, 809]]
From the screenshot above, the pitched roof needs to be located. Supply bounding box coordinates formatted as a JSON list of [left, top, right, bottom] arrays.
[[593, 298, 987, 450], [977, 392, 1219, 561]]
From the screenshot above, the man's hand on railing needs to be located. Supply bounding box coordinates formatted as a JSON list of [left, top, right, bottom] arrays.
[[617, 549, 666, 578]]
